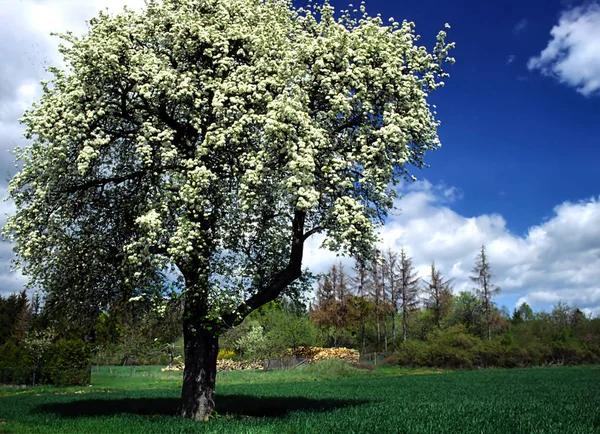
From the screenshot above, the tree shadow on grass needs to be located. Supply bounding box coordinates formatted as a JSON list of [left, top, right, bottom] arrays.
[[34, 395, 369, 419]]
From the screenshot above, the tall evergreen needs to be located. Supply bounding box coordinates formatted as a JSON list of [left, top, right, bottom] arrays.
[[398, 249, 420, 342], [423, 263, 453, 329], [470, 245, 500, 340]]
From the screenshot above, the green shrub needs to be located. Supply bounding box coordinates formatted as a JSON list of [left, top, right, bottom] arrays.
[[473, 340, 503, 368], [299, 359, 359, 378], [235, 325, 270, 361], [503, 346, 528, 368], [549, 341, 586, 365], [391, 340, 430, 367], [428, 343, 473, 369], [585, 344, 600, 363], [0, 340, 33, 384], [40, 338, 92, 386], [428, 324, 480, 350]]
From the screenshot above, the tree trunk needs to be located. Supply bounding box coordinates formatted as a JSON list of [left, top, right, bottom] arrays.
[[179, 328, 219, 421], [176, 210, 306, 421], [360, 311, 366, 354], [391, 311, 396, 344], [402, 299, 408, 343], [403, 308, 408, 343], [383, 316, 388, 352], [376, 314, 381, 350]]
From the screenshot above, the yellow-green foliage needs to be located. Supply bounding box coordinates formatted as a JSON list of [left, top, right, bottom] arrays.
[[217, 349, 235, 360]]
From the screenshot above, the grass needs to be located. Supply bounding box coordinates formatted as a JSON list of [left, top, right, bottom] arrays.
[[1, 363, 599, 433]]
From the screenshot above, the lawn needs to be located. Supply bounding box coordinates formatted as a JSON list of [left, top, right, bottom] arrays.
[[1, 362, 599, 433]]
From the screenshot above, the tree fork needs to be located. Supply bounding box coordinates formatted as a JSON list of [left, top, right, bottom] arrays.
[[179, 211, 307, 420]]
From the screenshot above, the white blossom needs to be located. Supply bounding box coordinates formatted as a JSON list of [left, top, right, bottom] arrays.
[[3, 0, 454, 327]]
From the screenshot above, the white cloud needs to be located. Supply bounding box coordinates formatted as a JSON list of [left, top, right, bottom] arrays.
[[0, 0, 149, 179], [507, 55, 516, 65], [0, 0, 148, 296], [303, 234, 355, 277], [513, 18, 528, 35], [304, 181, 600, 316], [528, 3, 600, 96]]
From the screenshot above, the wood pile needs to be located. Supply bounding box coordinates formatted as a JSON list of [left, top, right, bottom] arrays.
[[161, 362, 184, 372], [161, 346, 360, 372], [216, 359, 264, 371], [286, 346, 360, 364], [161, 359, 264, 372]]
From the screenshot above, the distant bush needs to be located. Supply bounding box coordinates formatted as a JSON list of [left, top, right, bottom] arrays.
[[428, 343, 473, 369], [0, 338, 91, 386], [391, 340, 430, 367], [41, 338, 92, 386], [388, 333, 600, 370], [235, 325, 270, 361], [428, 325, 479, 350], [298, 359, 359, 378], [0, 340, 32, 384], [355, 361, 375, 371]]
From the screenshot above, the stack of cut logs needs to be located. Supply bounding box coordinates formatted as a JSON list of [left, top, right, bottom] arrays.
[[286, 346, 360, 364], [161, 346, 360, 372], [161, 359, 264, 372]]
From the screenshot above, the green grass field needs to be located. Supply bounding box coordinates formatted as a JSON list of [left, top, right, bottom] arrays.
[[1, 362, 599, 433]]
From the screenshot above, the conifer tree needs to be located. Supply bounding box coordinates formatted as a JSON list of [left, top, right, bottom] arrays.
[[383, 249, 400, 344], [423, 262, 453, 329], [398, 248, 420, 342], [469, 245, 500, 340], [350, 261, 371, 353]]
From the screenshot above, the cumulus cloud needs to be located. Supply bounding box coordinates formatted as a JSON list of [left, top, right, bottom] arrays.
[[0, 184, 26, 297], [0, 0, 147, 296], [528, 3, 600, 96], [0, 0, 147, 182], [507, 55, 516, 65], [305, 181, 600, 316]]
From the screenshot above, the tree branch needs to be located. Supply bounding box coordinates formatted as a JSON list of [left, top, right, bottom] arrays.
[[220, 210, 306, 329], [67, 163, 186, 194], [66, 171, 146, 193], [302, 226, 323, 241]]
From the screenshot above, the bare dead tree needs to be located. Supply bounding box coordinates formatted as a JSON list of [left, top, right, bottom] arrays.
[[469, 245, 500, 340], [397, 248, 420, 342], [383, 249, 400, 345], [350, 261, 371, 353], [423, 262, 453, 329]]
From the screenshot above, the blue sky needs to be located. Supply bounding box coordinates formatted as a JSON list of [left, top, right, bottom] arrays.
[[311, 0, 600, 237], [302, 0, 600, 316], [0, 0, 598, 316]]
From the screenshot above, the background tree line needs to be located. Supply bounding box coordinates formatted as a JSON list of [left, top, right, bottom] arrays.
[[1, 244, 599, 379], [307, 245, 600, 367]]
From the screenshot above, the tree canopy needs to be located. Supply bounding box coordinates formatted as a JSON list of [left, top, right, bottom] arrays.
[[4, 0, 454, 420]]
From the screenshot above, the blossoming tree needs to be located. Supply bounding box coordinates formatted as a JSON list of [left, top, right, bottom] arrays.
[[4, 0, 454, 421]]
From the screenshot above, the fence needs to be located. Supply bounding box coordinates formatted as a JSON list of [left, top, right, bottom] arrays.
[[359, 352, 391, 365], [264, 352, 390, 370], [262, 356, 307, 371]]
